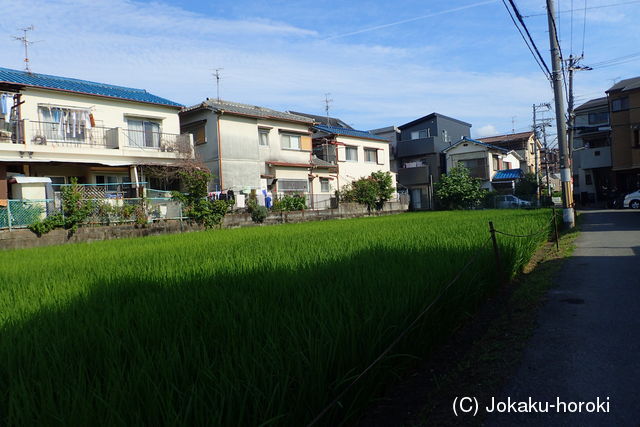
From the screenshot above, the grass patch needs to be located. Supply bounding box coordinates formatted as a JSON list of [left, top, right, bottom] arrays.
[[406, 226, 578, 426], [0, 210, 554, 426]]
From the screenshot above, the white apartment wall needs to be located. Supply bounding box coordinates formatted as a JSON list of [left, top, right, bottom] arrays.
[[1, 87, 190, 168], [184, 110, 314, 192], [334, 135, 394, 190], [22, 88, 181, 134]]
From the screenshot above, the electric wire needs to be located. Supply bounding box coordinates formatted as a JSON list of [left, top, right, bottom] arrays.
[[502, 0, 552, 79], [523, 0, 640, 17]]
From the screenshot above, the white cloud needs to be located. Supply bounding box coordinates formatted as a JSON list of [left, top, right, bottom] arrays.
[[475, 125, 498, 138], [0, 0, 557, 132]]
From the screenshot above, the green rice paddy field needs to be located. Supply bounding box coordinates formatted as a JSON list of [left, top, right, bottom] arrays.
[[0, 210, 552, 426]]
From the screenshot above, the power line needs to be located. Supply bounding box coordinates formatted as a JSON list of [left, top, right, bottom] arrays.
[[501, 0, 552, 79], [581, 0, 587, 56], [523, 0, 640, 17]]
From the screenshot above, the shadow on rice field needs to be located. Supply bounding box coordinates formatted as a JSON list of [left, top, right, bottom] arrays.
[[0, 210, 552, 426]]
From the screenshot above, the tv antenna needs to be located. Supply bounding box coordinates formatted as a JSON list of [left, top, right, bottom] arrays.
[[324, 93, 333, 125], [13, 25, 38, 73], [213, 68, 223, 102], [511, 116, 516, 133]]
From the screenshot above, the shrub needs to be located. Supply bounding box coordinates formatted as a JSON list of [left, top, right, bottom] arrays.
[[272, 194, 306, 212], [435, 166, 486, 210], [340, 171, 395, 212], [172, 169, 229, 228]]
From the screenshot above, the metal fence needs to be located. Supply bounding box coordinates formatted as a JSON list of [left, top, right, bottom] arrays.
[[0, 198, 184, 231], [0, 192, 411, 231]]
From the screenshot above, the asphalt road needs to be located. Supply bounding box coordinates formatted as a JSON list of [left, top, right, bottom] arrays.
[[485, 209, 640, 426]]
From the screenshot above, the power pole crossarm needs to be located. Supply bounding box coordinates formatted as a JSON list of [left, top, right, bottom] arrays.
[[546, 0, 575, 227]]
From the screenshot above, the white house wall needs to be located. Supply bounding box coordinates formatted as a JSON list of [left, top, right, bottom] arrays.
[[1, 87, 190, 170], [335, 135, 394, 190]]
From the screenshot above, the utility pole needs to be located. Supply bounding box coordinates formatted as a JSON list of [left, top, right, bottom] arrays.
[[566, 54, 592, 158], [324, 93, 333, 125], [13, 25, 36, 73], [546, 0, 574, 227], [213, 68, 223, 102], [542, 125, 551, 193], [532, 104, 540, 203], [533, 103, 552, 202]]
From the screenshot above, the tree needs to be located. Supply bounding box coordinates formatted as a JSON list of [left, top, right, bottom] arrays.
[[514, 172, 539, 199], [434, 166, 486, 210], [171, 168, 230, 228], [341, 171, 396, 212]]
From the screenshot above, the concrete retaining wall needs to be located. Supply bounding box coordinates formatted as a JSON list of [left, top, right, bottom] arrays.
[[0, 202, 408, 250]]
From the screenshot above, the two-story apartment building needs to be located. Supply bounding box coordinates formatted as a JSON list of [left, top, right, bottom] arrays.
[[477, 131, 542, 174], [571, 97, 613, 204], [310, 123, 394, 197], [443, 137, 523, 192], [0, 67, 192, 201], [179, 100, 338, 203], [390, 113, 472, 209], [606, 76, 640, 192]]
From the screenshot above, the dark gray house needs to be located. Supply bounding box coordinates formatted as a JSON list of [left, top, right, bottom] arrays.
[[392, 113, 472, 209]]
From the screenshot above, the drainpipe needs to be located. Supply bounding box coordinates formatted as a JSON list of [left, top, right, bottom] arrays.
[[216, 111, 224, 190]]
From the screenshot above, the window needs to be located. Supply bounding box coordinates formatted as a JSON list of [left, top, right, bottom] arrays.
[[127, 119, 160, 148], [442, 129, 449, 143], [410, 130, 428, 140], [611, 97, 629, 112], [588, 111, 609, 125], [504, 161, 512, 169], [320, 178, 330, 192], [281, 133, 301, 150], [364, 148, 378, 163], [259, 128, 270, 146], [278, 179, 308, 193], [634, 128, 640, 148], [594, 150, 601, 156], [586, 175, 593, 185], [345, 146, 358, 161], [38, 106, 90, 142]]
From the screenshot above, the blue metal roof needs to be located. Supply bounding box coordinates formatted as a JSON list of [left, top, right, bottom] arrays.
[[493, 168, 525, 181], [0, 67, 182, 107], [313, 124, 388, 141]]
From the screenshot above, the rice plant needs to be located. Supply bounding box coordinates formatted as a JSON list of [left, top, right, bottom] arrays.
[[0, 209, 552, 426]]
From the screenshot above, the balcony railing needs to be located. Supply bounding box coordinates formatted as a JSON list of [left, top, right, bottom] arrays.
[[121, 129, 192, 154], [30, 121, 118, 148], [313, 144, 337, 164]]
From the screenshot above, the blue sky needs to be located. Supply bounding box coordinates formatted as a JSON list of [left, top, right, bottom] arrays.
[[1, 0, 639, 141]]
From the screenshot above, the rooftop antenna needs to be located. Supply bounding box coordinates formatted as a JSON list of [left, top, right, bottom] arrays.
[[13, 25, 37, 73], [511, 116, 516, 133], [213, 68, 223, 102], [324, 93, 333, 125]]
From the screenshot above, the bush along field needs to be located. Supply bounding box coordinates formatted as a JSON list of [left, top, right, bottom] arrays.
[[0, 209, 553, 426]]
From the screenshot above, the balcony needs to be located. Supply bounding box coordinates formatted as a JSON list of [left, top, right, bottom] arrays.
[[0, 119, 193, 162], [398, 165, 430, 186], [30, 121, 118, 148], [396, 137, 435, 158], [312, 144, 337, 164], [578, 147, 612, 169]]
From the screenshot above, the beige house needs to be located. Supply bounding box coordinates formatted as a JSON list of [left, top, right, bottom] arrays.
[[477, 131, 541, 174], [180, 100, 338, 207], [0, 67, 193, 201], [311, 124, 395, 196], [444, 137, 523, 192]]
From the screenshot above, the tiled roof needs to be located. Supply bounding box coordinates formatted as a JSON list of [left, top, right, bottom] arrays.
[[606, 76, 640, 93], [0, 67, 182, 107], [477, 131, 533, 145], [289, 111, 353, 129], [575, 97, 608, 111], [183, 99, 313, 123], [493, 168, 525, 181], [313, 124, 389, 141], [444, 137, 510, 153]]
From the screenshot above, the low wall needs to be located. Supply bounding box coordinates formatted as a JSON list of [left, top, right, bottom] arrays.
[[0, 202, 409, 250]]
